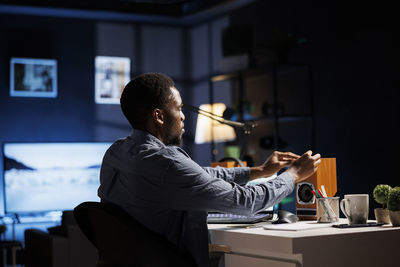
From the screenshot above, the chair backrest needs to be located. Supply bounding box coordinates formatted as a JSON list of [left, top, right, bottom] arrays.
[[73, 201, 196, 267]]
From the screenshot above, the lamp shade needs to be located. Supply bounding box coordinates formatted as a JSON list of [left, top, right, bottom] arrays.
[[194, 103, 236, 144]]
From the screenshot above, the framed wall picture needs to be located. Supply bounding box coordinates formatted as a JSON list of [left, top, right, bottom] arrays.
[[95, 56, 131, 104], [10, 58, 58, 98]]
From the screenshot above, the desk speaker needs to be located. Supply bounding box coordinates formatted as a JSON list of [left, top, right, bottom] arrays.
[[296, 158, 337, 220]]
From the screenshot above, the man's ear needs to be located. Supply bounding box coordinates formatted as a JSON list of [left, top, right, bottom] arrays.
[[152, 108, 164, 125]]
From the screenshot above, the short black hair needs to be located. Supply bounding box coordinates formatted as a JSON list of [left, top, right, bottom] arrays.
[[120, 73, 175, 129]]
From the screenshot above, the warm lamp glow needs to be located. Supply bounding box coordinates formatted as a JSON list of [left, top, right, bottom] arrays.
[[194, 103, 237, 144]]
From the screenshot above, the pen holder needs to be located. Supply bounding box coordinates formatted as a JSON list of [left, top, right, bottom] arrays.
[[316, 197, 339, 223]]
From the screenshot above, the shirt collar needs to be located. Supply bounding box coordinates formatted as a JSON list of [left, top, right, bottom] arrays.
[[130, 128, 166, 148]]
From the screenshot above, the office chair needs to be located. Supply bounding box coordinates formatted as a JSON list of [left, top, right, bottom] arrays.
[[73, 202, 197, 267]]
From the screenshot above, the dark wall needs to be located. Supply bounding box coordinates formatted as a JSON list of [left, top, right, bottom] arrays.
[[0, 15, 96, 143], [229, 1, 398, 216], [0, 14, 96, 215]]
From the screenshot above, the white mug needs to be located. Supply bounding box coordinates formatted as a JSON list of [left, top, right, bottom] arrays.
[[340, 194, 369, 225]]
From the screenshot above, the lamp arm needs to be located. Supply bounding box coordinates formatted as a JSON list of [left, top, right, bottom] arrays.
[[184, 104, 224, 120], [184, 104, 257, 134]]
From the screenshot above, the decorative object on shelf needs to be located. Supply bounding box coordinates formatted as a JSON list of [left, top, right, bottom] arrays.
[[388, 187, 400, 226], [262, 101, 284, 117], [223, 145, 240, 159], [223, 101, 255, 122], [259, 136, 287, 150], [373, 184, 392, 224]]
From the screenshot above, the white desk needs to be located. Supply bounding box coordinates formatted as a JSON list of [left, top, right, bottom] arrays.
[[208, 219, 400, 267]]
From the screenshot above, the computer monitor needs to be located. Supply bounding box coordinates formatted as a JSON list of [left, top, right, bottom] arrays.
[[2, 142, 112, 215]]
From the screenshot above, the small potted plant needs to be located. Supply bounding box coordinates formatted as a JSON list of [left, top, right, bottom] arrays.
[[373, 184, 392, 224], [388, 187, 400, 226]]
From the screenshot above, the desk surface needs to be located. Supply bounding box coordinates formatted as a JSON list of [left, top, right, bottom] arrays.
[[209, 219, 398, 237], [208, 219, 400, 267]]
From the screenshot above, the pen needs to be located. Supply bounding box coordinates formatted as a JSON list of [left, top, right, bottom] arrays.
[[312, 189, 318, 198], [321, 185, 328, 197], [314, 189, 322, 198]]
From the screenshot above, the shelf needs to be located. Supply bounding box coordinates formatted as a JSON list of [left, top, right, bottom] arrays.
[[248, 115, 312, 124], [211, 73, 239, 82], [210, 63, 311, 83], [276, 115, 312, 123]]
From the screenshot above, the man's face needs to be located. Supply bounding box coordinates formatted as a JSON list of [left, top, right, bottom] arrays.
[[163, 87, 185, 146]]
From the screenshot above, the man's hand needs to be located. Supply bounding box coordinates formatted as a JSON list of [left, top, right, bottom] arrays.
[[250, 151, 300, 180], [285, 150, 321, 183]]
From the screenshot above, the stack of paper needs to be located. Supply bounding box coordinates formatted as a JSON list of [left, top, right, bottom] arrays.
[[263, 222, 337, 231]]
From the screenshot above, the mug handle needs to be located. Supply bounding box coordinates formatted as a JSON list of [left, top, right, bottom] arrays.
[[340, 198, 350, 219]]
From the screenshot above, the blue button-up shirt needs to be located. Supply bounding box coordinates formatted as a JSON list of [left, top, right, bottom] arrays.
[[98, 129, 294, 267]]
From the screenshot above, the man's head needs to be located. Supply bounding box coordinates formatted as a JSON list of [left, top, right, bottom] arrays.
[[120, 73, 185, 146]]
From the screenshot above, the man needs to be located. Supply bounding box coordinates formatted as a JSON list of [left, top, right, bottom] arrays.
[[98, 73, 321, 267]]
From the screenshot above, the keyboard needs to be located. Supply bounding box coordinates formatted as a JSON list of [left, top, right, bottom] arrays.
[[207, 212, 273, 224]]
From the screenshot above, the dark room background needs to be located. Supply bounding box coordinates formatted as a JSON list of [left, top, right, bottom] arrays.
[[0, 0, 397, 240]]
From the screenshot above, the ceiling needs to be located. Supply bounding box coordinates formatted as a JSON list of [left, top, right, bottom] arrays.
[[0, 0, 245, 17], [0, 0, 256, 25]]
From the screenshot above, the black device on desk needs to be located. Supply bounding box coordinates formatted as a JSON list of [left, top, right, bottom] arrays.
[[272, 210, 299, 224], [332, 222, 384, 228], [207, 206, 274, 224]]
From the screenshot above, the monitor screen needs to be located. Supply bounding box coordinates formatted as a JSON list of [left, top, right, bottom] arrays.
[[2, 142, 112, 214]]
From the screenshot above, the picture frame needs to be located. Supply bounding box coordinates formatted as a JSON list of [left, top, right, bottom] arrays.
[[95, 56, 131, 104], [10, 57, 58, 98]]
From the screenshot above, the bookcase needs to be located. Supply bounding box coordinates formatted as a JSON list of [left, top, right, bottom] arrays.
[[209, 63, 314, 166]]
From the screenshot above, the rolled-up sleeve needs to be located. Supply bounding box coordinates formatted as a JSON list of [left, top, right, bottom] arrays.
[[161, 148, 294, 216], [202, 166, 250, 185]]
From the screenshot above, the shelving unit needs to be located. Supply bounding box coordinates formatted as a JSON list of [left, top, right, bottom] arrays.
[[209, 63, 314, 165]]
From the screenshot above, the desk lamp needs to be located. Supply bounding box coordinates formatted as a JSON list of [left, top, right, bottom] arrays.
[[185, 103, 257, 161]]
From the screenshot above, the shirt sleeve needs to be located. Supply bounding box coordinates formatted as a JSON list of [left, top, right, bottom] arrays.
[[202, 166, 250, 185], [160, 148, 294, 216]]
